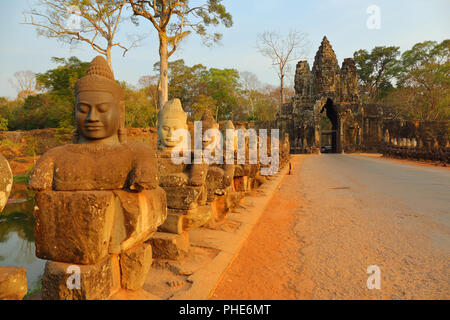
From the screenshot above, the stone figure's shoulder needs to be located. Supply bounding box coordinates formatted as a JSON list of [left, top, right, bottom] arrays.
[[122, 142, 159, 190], [124, 142, 157, 158], [27, 145, 69, 190]]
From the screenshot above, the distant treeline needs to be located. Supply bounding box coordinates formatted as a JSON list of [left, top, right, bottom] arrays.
[[1, 39, 448, 132], [0, 57, 286, 132]]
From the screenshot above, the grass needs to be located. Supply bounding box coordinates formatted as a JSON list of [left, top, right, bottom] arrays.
[[23, 276, 43, 300], [13, 175, 29, 184]]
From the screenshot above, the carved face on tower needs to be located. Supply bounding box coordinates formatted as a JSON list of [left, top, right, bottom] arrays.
[[74, 56, 125, 145], [157, 99, 188, 149]]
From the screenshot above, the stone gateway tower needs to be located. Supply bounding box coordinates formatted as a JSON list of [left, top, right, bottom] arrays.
[[277, 36, 362, 154], [267, 36, 448, 161]]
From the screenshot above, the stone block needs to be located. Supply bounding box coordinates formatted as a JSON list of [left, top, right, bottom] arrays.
[[34, 190, 116, 265], [112, 187, 167, 252], [206, 166, 225, 202], [149, 232, 189, 260], [233, 176, 249, 192], [159, 212, 185, 234], [162, 185, 203, 210], [0, 266, 27, 300], [183, 205, 212, 231], [41, 255, 120, 300], [119, 243, 153, 291]]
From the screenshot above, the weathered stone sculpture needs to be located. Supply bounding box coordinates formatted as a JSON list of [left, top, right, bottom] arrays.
[[232, 123, 261, 192], [0, 266, 27, 300], [202, 117, 241, 226], [152, 99, 211, 260], [28, 56, 167, 299], [0, 153, 13, 213]]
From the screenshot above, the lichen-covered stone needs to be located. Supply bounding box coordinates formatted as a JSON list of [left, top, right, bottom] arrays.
[[0, 153, 13, 213], [119, 243, 153, 291], [34, 190, 116, 265], [0, 266, 27, 300], [42, 255, 120, 300], [112, 187, 167, 252], [28, 142, 159, 192], [149, 232, 189, 260]]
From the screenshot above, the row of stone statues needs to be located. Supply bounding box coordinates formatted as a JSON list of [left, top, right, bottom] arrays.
[[382, 135, 449, 164], [25, 56, 290, 299]]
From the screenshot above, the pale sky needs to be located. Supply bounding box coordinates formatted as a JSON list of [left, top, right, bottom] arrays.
[[0, 0, 449, 99]]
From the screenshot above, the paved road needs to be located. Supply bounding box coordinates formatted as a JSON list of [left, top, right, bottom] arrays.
[[212, 154, 450, 299]]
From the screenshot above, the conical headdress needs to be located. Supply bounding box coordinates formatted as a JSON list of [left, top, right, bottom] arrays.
[[158, 98, 187, 123], [74, 56, 123, 100], [201, 109, 218, 132]]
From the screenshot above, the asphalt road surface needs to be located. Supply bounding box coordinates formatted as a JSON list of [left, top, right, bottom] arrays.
[[211, 154, 450, 299]]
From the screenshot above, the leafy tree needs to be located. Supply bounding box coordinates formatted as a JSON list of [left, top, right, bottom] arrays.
[[201, 68, 241, 121], [191, 94, 216, 120], [386, 40, 450, 120], [121, 81, 158, 127], [129, 0, 233, 108], [353, 46, 401, 102], [0, 117, 8, 131], [36, 56, 90, 99]]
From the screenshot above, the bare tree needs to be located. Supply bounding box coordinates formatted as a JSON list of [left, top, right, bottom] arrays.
[[240, 71, 261, 117], [23, 0, 142, 69], [128, 0, 233, 108], [257, 29, 309, 105], [10, 71, 36, 100]]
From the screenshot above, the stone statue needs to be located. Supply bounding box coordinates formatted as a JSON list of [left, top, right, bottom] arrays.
[[0, 153, 13, 213], [28, 56, 167, 299], [153, 99, 211, 260]]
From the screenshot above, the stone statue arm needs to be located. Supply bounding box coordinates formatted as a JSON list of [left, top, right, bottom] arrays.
[[127, 143, 159, 191], [28, 151, 55, 191]]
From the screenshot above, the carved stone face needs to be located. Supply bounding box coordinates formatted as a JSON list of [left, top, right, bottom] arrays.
[[158, 118, 187, 148], [76, 91, 120, 143]]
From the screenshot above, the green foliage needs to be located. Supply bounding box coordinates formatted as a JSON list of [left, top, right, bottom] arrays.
[[353, 46, 401, 102], [381, 39, 450, 120], [6, 56, 280, 132], [155, 59, 263, 121], [24, 136, 39, 156], [201, 68, 241, 120], [36, 56, 89, 99], [0, 117, 7, 131], [122, 82, 158, 127]]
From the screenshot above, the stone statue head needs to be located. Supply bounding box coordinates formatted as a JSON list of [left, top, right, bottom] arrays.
[[73, 56, 126, 145], [201, 109, 220, 151], [157, 99, 188, 150], [223, 120, 237, 152]]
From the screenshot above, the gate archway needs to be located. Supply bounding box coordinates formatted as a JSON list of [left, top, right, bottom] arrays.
[[319, 98, 338, 153]]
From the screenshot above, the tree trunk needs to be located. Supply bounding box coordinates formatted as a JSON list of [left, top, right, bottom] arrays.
[[280, 74, 285, 105], [159, 35, 169, 109], [106, 45, 113, 71], [215, 104, 219, 122]]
